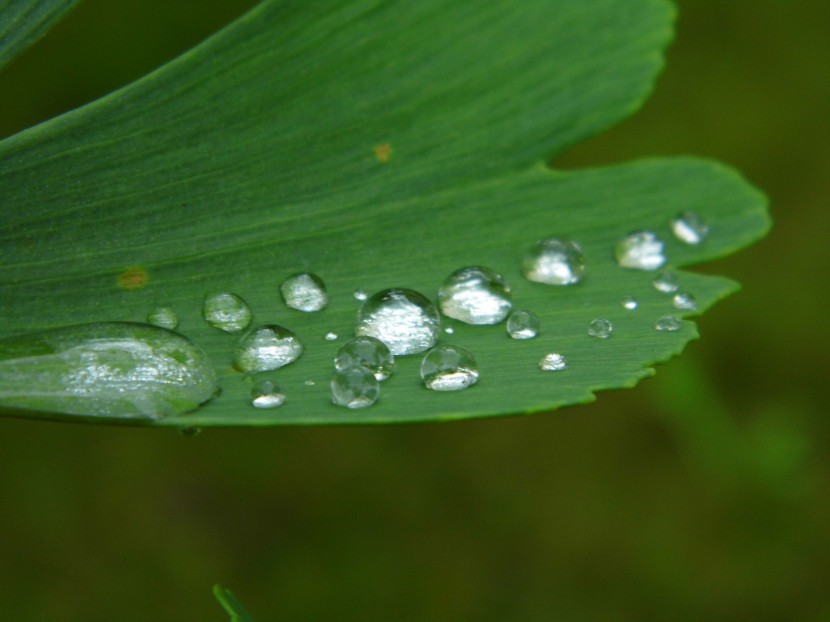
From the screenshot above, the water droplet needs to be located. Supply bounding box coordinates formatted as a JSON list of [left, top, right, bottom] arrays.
[[672, 292, 698, 311], [615, 231, 666, 271], [655, 315, 682, 332], [0, 322, 218, 419], [522, 238, 586, 285], [233, 325, 303, 372], [420, 344, 479, 392], [280, 273, 328, 312], [353, 289, 368, 301], [146, 307, 179, 330], [587, 318, 614, 339], [507, 310, 540, 339], [539, 352, 568, 371], [671, 211, 709, 245], [334, 336, 395, 381], [324, 331, 339, 341], [437, 266, 512, 325], [653, 270, 680, 293], [304, 380, 316, 387], [355, 288, 440, 355], [250, 379, 286, 409], [330, 367, 380, 409], [203, 292, 252, 333], [444, 327, 455, 335], [621, 296, 639, 310]]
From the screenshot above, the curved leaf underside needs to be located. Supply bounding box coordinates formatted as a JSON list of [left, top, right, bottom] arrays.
[[0, 0, 769, 426], [0, 0, 81, 71]]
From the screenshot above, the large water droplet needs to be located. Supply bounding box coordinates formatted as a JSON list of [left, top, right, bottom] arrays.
[[587, 318, 614, 339], [334, 336, 395, 381], [147, 307, 179, 330], [420, 344, 479, 391], [522, 238, 586, 285], [655, 315, 682, 332], [437, 266, 512, 325], [507, 310, 540, 340], [281, 273, 328, 312], [671, 211, 709, 245], [331, 367, 380, 409], [672, 292, 698, 311], [250, 379, 286, 409], [539, 352, 568, 371], [203, 292, 252, 333], [653, 270, 680, 293], [355, 288, 440, 355], [621, 296, 639, 311], [615, 231, 666, 271], [233, 325, 303, 372], [0, 322, 218, 420]]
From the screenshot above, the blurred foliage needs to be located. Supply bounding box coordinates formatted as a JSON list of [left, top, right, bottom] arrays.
[[0, 0, 828, 620]]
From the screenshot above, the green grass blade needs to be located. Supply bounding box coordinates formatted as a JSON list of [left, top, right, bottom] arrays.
[[213, 585, 257, 622]]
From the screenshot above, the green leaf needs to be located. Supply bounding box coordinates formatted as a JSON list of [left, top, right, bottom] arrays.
[[0, 0, 769, 426], [213, 585, 257, 622], [0, 0, 81, 71]]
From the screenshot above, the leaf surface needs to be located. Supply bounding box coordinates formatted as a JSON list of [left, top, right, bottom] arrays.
[[0, 0, 80, 71], [0, 0, 770, 426]]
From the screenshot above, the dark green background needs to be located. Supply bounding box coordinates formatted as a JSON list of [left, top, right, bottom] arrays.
[[1, 1, 827, 620]]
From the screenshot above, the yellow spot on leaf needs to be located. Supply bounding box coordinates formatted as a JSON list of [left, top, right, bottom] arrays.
[[118, 266, 149, 290], [374, 143, 392, 163]]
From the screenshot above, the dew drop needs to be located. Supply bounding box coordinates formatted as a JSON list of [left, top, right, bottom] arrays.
[[522, 238, 586, 285], [539, 352, 568, 371], [444, 327, 455, 335], [437, 266, 512, 325], [655, 315, 682, 332], [672, 292, 698, 311], [146, 307, 179, 330], [653, 270, 680, 293], [0, 322, 218, 420], [331, 367, 380, 409], [334, 336, 395, 381], [324, 331, 339, 341], [671, 211, 709, 245], [203, 292, 252, 333], [621, 296, 639, 310], [587, 318, 614, 339], [507, 310, 540, 340], [280, 272, 327, 312], [250, 379, 286, 409], [304, 380, 316, 387], [420, 344, 479, 392], [615, 231, 666, 271], [355, 288, 440, 355], [233, 325, 303, 372], [353, 289, 368, 301]]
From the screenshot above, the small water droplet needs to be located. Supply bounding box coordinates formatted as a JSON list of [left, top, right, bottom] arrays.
[[539, 353, 568, 371], [324, 331, 339, 341], [178, 426, 202, 436], [615, 231, 666, 271], [587, 318, 614, 339], [304, 380, 316, 387], [353, 289, 368, 301], [420, 344, 479, 391], [672, 292, 698, 310], [356, 288, 440, 355], [233, 325, 303, 372], [437, 266, 512, 325], [203, 292, 252, 333], [334, 336, 395, 381], [507, 310, 540, 339], [522, 238, 586, 285], [0, 322, 218, 419], [671, 211, 709, 245], [655, 315, 682, 332], [653, 270, 680, 293], [280, 272, 327, 312], [621, 296, 639, 310], [444, 327, 455, 335], [250, 379, 286, 409], [331, 367, 380, 409], [146, 307, 179, 330]]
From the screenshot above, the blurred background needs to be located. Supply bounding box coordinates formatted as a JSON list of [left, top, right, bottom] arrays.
[[0, 1, 828, 620]]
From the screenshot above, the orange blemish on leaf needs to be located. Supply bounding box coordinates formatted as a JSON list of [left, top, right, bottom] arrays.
[[118, 266, 149, 290], [374, 143, 392, 163]]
